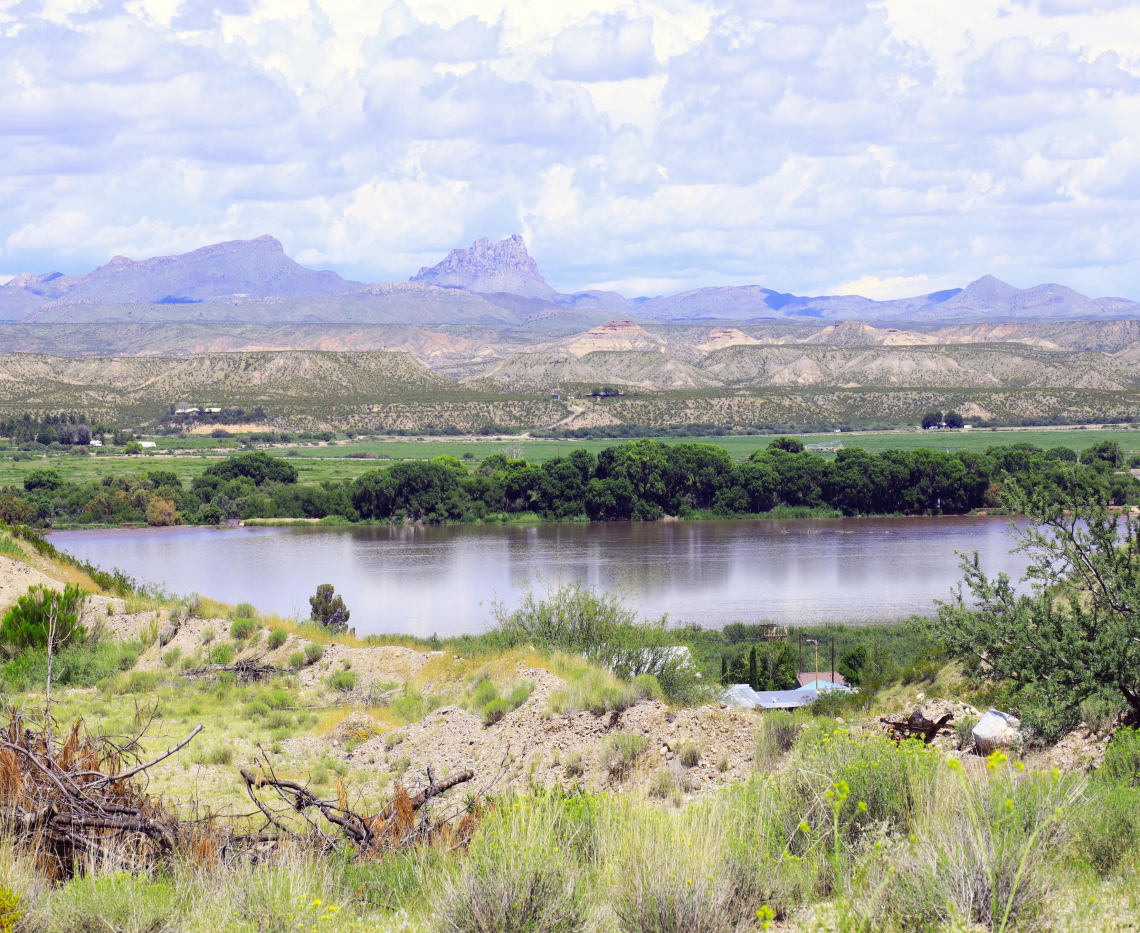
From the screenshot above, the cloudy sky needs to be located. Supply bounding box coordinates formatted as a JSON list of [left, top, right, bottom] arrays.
[[3, 0, 1140, 299]]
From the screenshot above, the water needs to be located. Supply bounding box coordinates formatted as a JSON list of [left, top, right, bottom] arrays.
[[49, 517, 1031, 638]]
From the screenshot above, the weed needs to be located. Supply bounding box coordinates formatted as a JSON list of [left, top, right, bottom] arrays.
[[564, 751, 585, 777], [600, 733, 649, 779], [1099, 727, 1140, 787], [266, 629, 288, 650], [304, 642, 324, 664], [288, 651, 305, 669], [385, 731, 406, 749], [678, 740, 701, 768], [326, 670, 357, 692]]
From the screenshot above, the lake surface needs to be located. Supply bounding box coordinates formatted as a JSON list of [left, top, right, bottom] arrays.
[[50, 518, 1031, 638]]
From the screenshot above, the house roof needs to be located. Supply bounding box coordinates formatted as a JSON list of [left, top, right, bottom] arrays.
[[797, 671, 847, 688]]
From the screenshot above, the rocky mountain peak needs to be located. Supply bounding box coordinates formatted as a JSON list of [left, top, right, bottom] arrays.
[[410, 235, 557, 300]]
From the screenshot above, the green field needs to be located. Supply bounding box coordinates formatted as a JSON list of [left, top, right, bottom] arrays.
[[1, 424, 1139, 488]]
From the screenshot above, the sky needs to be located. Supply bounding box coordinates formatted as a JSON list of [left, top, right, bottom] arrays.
[[3, 0, 1140, 299]]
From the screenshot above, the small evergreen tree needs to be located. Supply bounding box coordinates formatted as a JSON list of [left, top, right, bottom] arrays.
[[309, 584, 350, 635], [0, 584, 86, 656], [748, 645, 758, 691]]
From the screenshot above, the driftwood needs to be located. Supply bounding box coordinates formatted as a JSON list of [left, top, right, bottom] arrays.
[[235, 759, 477, 856], [0, 707, 197, 878], [0, 703, 480, 878], [880, 709, 953, 744], [181, 657, 281, 682]]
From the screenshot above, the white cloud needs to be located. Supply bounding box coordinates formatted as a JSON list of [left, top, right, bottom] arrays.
[[826, 274, 965, 300], [2, 0, 1140, 299]]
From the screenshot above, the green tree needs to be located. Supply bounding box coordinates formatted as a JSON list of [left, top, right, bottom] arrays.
[[748, 645, 758, 691], [754, 641, 798, 691], [768, 436, 804, 454], [944, 410, 964, 429], [309, 584, 350, 635], [0, 584, 86, 655], [936, 482, 1140, 738]]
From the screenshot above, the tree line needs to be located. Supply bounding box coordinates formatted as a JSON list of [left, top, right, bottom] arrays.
[[1, 438, 1136, 528]]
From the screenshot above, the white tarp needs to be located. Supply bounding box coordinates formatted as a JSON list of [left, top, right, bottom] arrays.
[[722, 682, 850, 709]]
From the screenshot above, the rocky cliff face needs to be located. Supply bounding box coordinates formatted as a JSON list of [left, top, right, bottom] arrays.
[[410, 235, 559, 300]]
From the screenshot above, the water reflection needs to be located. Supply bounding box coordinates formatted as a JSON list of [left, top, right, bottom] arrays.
[[50, 517, 1030, 638]]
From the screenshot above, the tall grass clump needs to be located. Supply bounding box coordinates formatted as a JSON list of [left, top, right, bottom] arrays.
[[436, 794, 590, 933], [878, 753, 1081, 932], [1099, 726, 1140, 787], [754, 709, 800, 770], [605, 798, 736, 933]]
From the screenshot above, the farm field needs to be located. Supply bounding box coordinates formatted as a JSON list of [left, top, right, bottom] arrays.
[[2, 425, 1140, 488]]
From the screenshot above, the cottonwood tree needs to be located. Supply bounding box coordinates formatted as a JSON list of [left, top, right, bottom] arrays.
[[937, 482, 1140, 739]]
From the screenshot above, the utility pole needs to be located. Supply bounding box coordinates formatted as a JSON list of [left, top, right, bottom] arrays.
[[805, 638, 819, 685], [798, 631, 802, 678]]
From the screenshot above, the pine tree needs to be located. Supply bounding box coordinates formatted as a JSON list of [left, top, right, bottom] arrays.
[[748, 645, 758, 691], [720, 656, 727, 684]]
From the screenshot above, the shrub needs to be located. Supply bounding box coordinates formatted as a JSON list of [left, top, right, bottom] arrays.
[[162, 646, 181, 668], [326, 670, 357, 692], [384, 731, 405, 749], [288, 651, 305, 669], [1099, 727, 1140, 787], [0, 583, 87, 654], [304, 642, 324, 664], [209, 642, 235, 665], [436, 796, 588, 933], [482, 697, 510, 726], [600, 733, 649, 778], [234, 601, 257, 619], [201, 627, 216, 645], [230, 617, 257, 641], [266, 629, 288, 650], [470, 678, 498, 708], [1070, 785, 1140, 875], [678, 740, 702, 768]]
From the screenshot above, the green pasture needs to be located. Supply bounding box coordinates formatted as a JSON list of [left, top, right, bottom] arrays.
[[1, 425, 1139, 489]]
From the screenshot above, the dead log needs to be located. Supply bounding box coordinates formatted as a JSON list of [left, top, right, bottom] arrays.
[[880, 709, 953, 744]]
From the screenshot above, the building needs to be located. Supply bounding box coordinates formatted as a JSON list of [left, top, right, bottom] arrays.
[[796, 671, 847, 689], [89, 439, 103, 447], [138, 441, 157, 448]]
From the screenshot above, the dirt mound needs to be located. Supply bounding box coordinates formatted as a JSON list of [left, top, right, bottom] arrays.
[[347, 694, 762, 802]]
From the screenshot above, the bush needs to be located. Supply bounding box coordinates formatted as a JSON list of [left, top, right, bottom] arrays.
[[266, 629, 288, 650], [1099, 727, 1140, 787], [162, 647, 181, 668], [0, 637, 142, 691], [304, 642, 324, 664], [564, 751, 585, 777], [288, 651, 305, 669], [326, 670, 357, 692], [482, 697, 509, 725], [678, 740, 702, 767], [0, 583, 87, 654], [230, 617, 257, 641], [209, 642, 236, 665]]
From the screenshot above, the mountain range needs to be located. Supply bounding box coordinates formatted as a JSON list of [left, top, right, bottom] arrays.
[[2, 234, 1137, 326]]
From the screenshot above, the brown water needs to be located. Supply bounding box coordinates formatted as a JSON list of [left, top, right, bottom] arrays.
[[50, 517, 1030, 638]]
